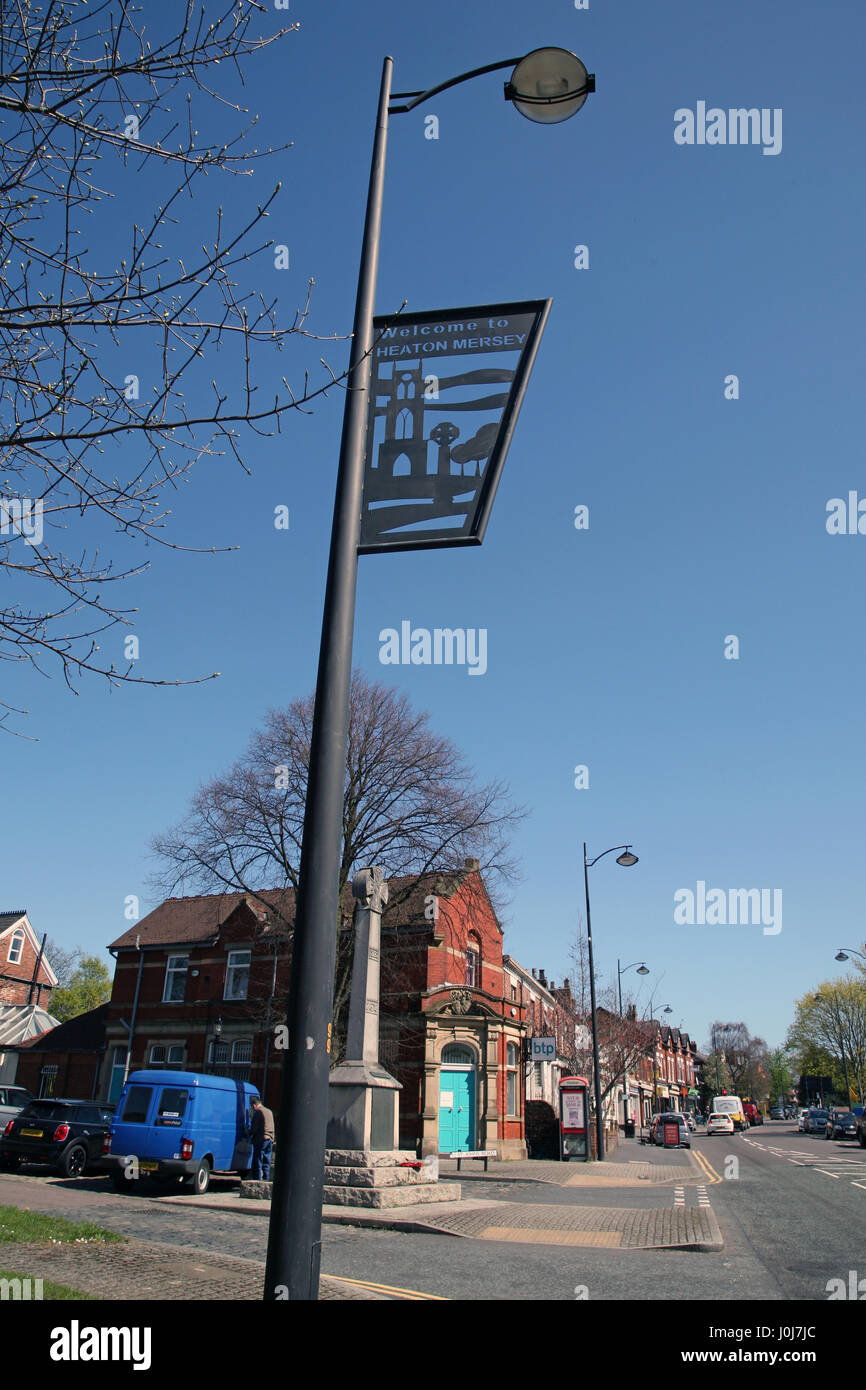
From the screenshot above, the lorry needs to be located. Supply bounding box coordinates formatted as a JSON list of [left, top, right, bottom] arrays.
[[102, 1069, 258, 1194]]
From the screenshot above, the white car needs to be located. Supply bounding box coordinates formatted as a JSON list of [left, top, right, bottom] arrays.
[[706, 1112, 735, 1135], [797, 1108, 809, 1131]]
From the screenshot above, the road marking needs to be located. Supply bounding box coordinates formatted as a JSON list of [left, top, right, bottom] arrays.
[[815, 1169, 841, 1179], [852, 1183, 866, 1192], [673, 1187, 685, 1207], [691, 1148, 723, 1184], [697, 1184, 711, 1207], [327, 1275, 449, 1301]]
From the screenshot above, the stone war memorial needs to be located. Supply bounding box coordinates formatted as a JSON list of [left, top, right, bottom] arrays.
[[323, 866, 460, 1208]]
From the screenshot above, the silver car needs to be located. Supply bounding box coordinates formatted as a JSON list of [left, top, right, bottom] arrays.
[[0, 1085, 34, 1129]]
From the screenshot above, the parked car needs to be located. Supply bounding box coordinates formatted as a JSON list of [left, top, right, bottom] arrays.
[[0, 1085, 33, 1128], [768, 1106, 784, 1120], [706, 1112, 735, 1136], [825, 1109, 858, 1140], [103, 1069, 258, 1194], [0, 1098, 114, 1177], [797, 1108, 810, 1131], [744, 1102, 764, 1126], [805, 1107, 830, 1135], [648, 1112, 691, 1148]]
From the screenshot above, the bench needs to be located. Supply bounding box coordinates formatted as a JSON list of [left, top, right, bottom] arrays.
[[449, 1149, 497, 1171]]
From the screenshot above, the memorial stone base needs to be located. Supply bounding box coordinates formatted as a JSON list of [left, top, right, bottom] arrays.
[[322, 1149, 461, 1208]]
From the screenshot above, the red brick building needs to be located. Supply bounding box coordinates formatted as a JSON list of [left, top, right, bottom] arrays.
[[0, 910, 59, 1085], [76, 860, 530, 1157]]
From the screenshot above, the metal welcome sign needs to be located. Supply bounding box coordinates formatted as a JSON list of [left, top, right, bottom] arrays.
[[358, 299, 551, 554]]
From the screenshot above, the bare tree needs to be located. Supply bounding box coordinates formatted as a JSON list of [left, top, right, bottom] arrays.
[[0, 1, 352, 728], [151, 669, 526, 1057], [707, 1021, 766, 1096]]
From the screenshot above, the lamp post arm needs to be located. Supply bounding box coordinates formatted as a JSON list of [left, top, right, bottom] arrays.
[[586, 844, 632, 869], [389, 57, 524, 113]]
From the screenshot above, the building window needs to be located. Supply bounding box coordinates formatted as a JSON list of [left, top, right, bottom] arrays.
[[533, 1061, 543, 1091], [7, 929, 24, 965], [441, 1043, 474, 1066], [149, 1044, 184, 1069], [224, 950, 251, 1001], [208, 1037, 251, 1080], [163, 955, 188, 1003], [39, 1064, 58, 1098], [507, 1041, 519, 1116], [465, 935, 480, 988]]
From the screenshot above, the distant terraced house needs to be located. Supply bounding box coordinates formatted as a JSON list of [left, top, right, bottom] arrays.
[[0, 908, 59, 1086]]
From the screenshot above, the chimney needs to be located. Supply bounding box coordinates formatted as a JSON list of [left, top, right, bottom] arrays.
[[531, 969, 537, 980], [463, 857, 480, 872], [538, 968, 548, 988]]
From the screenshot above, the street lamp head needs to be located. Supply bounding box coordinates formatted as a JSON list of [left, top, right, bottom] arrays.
[[835, 951, 849, 962], [505, 48, 594, 124], [663, 1004, 673, 1014], [616, 848, 638, 867], [636, 964, 650, 977]]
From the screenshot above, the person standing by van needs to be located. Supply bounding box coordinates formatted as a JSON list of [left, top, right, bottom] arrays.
[[250, 1096, 275, 1180]]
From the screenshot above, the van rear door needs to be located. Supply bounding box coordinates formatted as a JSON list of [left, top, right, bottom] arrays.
[[112, 1083, 155, 1160]]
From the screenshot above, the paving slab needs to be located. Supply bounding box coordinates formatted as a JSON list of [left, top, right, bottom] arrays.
[[345, 1198, 723, 1251], [438, 1154, 700, 1187], [0, 1236, 387, 1300]]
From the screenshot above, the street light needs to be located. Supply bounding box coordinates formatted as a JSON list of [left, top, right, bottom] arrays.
[[835, 947, 866, 963], [617, 959, 649, 1017], [583, 843, 638, 1160], [263, 50, 594, 1303], [616, 960, 649, 1137]]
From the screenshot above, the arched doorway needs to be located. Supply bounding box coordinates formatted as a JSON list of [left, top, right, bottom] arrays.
[[439, 1042, 476, 1153]]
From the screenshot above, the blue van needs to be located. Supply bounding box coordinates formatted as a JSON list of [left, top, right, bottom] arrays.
[[103, 1070, 258, 1194]]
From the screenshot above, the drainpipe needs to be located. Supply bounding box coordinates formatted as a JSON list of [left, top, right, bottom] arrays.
[[261, 940, 280, 1101], [27, 933, 47, 1008], [122, 936, 143, 1084]]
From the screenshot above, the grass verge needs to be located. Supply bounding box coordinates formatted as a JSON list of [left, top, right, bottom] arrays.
[[0, 1204, 125, 1245], [0, 1267, 98, 1300]]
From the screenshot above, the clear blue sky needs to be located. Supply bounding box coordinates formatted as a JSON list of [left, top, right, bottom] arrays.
[[5, 0, 865, 1052]]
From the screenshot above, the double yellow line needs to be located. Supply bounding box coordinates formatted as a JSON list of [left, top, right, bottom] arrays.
[[691, 1146, 723, 1185], [327, 1275, 448, 1301]]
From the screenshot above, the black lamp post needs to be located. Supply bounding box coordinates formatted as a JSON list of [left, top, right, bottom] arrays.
[[616, 959, 648, 1134], [263, 48, 594, 1303], [582, 844, 638, 1160]]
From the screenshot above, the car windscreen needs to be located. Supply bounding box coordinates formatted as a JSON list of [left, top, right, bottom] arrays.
[[120, 1086, 153, 1124], [155, 1088, 189, 1126]]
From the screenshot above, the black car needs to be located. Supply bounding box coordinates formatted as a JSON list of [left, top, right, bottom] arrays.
[[804, 1107, 830, 1135], [0, 1099, 114, 1177], [826, 1109, 858, 1140]]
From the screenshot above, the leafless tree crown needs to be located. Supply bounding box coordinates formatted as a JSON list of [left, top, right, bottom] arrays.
[[0, 1, 349, 725]]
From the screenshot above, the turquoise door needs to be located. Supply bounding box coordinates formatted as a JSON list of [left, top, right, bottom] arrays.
[[439, 1068, 475, 1152]]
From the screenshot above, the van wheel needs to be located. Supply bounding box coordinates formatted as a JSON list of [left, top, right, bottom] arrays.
[[184, 1159, 211, 1195]]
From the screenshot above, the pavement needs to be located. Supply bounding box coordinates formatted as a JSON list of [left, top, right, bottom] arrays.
[[0, 1139, 724, 1299], [154, 1140, 724, 1252]]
